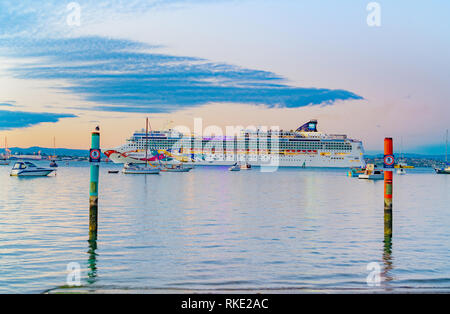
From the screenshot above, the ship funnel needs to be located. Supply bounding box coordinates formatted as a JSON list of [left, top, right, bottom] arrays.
[[296, 120, 318, 132]]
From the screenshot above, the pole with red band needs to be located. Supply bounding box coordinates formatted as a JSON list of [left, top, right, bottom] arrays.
[[384, 138, 393, 238]]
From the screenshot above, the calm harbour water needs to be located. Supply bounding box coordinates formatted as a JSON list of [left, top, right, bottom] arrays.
[[0, 161, 449, 293]]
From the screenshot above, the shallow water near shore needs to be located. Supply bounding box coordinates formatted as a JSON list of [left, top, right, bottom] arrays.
[[0, 161, 449, 293]]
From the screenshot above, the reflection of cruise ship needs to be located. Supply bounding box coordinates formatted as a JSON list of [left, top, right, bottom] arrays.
[[105, 120, 366, 168]]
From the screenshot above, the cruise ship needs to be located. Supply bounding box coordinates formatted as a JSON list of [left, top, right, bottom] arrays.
[[104, 120, 366, 168]]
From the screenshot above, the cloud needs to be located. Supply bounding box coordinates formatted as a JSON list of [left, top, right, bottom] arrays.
[[0, 1, 362, 113], [0, 102, 15, 107], [0, 1, 228, 38], [0, 110, 77, 130], [0, 36, 363, 113]]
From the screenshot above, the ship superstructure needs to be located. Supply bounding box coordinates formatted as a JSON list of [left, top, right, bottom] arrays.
[[104, 120, 366, 168]]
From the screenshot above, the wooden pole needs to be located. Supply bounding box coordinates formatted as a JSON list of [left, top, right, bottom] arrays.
[[89, 128, 100, 241]]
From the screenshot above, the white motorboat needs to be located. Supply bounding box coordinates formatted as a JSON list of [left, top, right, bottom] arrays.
[[10, 161, 55, 177], [397, 167, 406, 175], [122, 163, 160, 174], [229, 163, 241, 171], [161, 164, 193, 172], [359, 164, 384, 180]]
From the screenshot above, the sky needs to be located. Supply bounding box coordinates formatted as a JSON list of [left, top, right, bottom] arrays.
[[0, 0, 449, 153]]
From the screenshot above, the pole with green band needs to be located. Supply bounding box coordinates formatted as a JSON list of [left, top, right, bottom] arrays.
[[89, 127, 100, 241]]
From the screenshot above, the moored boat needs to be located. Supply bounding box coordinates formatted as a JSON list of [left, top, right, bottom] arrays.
[[10, 161, 55, 177], [122, 118, 161, 175], [359, 164, 384, 180], [348, 167, 365, 177], [240, 163, 252, 170], [122, 163, 160, 174], [0, 159, 9, 165], [1, 137, 10, 165], [229, 163, 241, 171], [435, 167, 450, 174], [394, 163, 414, 169], [161, 164, 193, 172]]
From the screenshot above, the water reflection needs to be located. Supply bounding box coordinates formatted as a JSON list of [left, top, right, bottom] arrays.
[[1, 164, 449, 293], [382, 207, 394, 285], [87, 240, 98, 285]]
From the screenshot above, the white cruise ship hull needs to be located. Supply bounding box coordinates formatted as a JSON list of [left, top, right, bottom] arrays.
[[106, 151, 364, 168], [10, 169, 54, 176]]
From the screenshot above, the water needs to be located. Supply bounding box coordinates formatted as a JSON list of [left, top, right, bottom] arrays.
[[0, 162, 449, 293]]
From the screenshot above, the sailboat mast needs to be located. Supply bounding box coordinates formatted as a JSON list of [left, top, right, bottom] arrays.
[[446, 129, 448, 164], [145, 117, 149, 166], [400, 136, 404, 160]]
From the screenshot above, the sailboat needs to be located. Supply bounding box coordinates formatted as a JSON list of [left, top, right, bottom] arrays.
[[396, 137, 407, 174], [0, 137, 10, 165], [435, 130, 450, 174], [122, 118, 160, 175], [395, 137, 413, 169], [49, 137, 58, 167]]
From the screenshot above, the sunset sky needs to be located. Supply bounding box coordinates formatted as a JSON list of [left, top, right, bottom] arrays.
[[0, 0, 449, 154]]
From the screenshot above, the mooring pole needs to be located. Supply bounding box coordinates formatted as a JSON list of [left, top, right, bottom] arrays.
[[89, 126, 101, 241], [383, 138, 394, 238]]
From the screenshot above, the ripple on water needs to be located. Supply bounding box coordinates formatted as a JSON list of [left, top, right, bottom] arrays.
[[1, 164, 450, 293]]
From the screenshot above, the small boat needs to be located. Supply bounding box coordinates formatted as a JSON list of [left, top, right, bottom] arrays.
[[394, 138, 414, 169], [229, 163, 241, 171], [240, 163, 252, 170], [161, 164, 193, 172], [0, 159, 10, 166], [1, 137, 10, 165], [122, 163, 160, 174], [435, 167, 450, 174], [108, 170, 119, 174], [359, 164, 384, 180], [49, 137, 58, 168], [10, 161, 55, 177], [394, 163, 414, 169], [348, 167, 365, 177], [397, 167, 406, 175], [122, 118, 161, 175]]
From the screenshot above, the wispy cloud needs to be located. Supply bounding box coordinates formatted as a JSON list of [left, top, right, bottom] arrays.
[[0, 110, 76, 130], [0, 0, 226, 38], [0, 36, 363, 113], [0, 1, 362, 114], [0, 102, 15, 107]]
